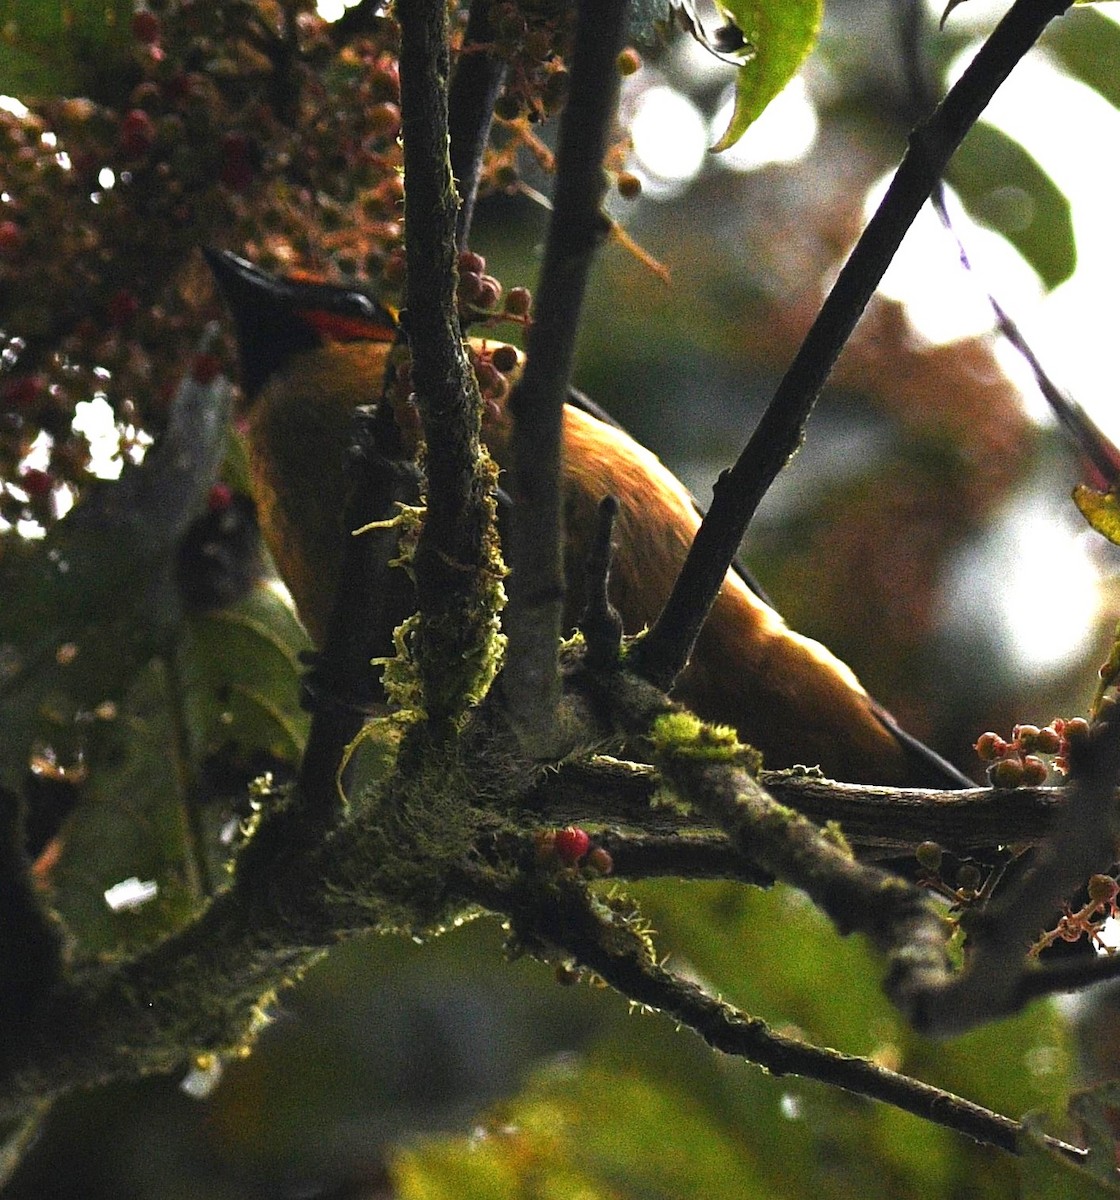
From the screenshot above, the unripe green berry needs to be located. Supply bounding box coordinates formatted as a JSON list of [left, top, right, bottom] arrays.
[[915, 841, 943, 873]]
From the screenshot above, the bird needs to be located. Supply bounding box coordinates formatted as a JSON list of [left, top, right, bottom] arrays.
[[205, 248, 972, 789]]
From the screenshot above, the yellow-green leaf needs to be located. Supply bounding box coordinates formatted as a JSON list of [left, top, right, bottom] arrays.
[[1073, 484, 1120, 545], [710, 0, 822, 152]]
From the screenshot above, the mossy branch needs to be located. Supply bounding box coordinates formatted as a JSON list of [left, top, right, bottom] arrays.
[[398, 0, 504, 734], [454, 862, 1086, 1162]]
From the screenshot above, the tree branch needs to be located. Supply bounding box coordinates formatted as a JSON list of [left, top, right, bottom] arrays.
[[629, 0, 1075, 692], [500, 0, 629, 756], [524, 760, 1067, 854], [448, 0, 507, 249], [458, 864, 1086, 1161], [398, 0, 503, 734]]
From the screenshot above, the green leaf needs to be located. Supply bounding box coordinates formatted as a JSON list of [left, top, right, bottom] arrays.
[[710, 0, 822, 152], [946, 121, 1075, 291], [1073, 484, 1120, 545], [48, 656, 203, 952], [48, 582, 308, 953], [0, 0, 134, 98], [1045, 6, 1120, 112], [181, 585, 311, 766]]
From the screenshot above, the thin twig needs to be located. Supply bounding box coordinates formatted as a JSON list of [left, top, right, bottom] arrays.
[[459, 864, 1085, 1160], [448, 0, 508, 249], [500, 0, 630, 756], [629, 0, 1075, 692]]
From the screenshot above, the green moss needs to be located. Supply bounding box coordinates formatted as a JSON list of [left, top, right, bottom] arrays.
[[649, 711, 760, 771]]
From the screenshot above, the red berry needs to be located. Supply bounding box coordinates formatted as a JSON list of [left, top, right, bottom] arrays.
[[108, 288, 139, 326], [207, 482, 233, 512], [474, 360, 506, 400], [458, 250, 485, 275], [554, 827, 591, 865], [2, 374, 45, 409], [475, 276, 502, 309], [1034, 725, 1062, 754], [191, 352, 222, 384], [1020, 755, 1049, 786], [0, 219, 25, 254], [119, 108, 156, 158], [131, 10, 161, 43], [19, 468, 53, 499]]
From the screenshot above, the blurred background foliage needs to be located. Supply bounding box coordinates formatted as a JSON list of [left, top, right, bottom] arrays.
[[1, 0, 1119, 1195]]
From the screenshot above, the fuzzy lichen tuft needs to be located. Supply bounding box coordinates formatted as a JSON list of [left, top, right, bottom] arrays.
[[649, 711, 762, 772]]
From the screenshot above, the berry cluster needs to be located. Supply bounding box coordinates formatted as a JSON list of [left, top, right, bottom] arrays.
[[534, 826, 613, 875], [1031, 873, 1120, 956], [974, 718, 1089, 787], [0, 0, 406, 526]]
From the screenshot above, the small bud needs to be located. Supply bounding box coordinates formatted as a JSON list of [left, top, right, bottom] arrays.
[[1020, 755, 1049, 786], [617, 47, 642, 76], [490, 344, 519, 374], [617, 171, 642, 200], [956, 864, 982, 892], [973, 732, 1006, 762], [914, 841, 943, 873], [988, 757, 1025, 788], [207, 482, 233, 512], [587, 846, 613, 875], [1088, 874, 1119, 907]]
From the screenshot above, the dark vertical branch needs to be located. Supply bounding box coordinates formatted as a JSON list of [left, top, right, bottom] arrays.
[[398, 0, 500, 734], [629, 0, 1074, 693], [501, 0, 630, 755], [296, 418, 422, 825], [448, 0, 507, 249], [0, 787, 65, 1022]]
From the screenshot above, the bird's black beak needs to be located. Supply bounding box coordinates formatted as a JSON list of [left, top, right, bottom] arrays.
[[204, 248, 396, 399]]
